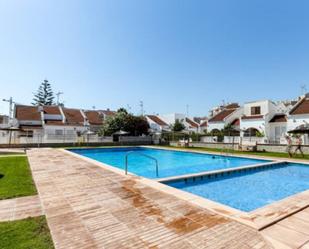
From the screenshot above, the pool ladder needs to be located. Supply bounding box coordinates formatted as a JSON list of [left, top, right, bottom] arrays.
[[125, 151, 159, 177]]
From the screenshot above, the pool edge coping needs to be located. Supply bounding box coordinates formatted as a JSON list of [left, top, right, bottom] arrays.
[[61, 147, 309, 231]]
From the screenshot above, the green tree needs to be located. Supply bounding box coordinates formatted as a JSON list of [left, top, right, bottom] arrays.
[[32, 79, 55, 105], [99, 109, 149, 136], [172, 119, 185, 132]]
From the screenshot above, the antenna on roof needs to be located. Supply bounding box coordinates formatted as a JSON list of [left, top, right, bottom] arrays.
[[92, 106, 96, 110], [56, 91, 64, 105], [2, 97, 15, 119], [139, 101, 144, 116]]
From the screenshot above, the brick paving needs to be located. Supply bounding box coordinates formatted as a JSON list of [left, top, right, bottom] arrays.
[[0, 195, 42, 222], [27, 148, 271, 249]]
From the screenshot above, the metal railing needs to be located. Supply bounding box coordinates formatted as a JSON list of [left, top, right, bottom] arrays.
[[125, 151, 159, 177]]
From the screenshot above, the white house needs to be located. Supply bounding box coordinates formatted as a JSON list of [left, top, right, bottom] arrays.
[[240, 100, 291, 143], [184, 117, 199, 133], [146, 115, 170, 132], [268, 114, 288, 144], [159, 113, 201, 133], [287, 94, 309, 144], [10, 104, 114, 143], [208, 103, 243, 133]]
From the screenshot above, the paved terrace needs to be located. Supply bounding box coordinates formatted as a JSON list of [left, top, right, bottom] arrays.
[[0, 195, 42, 222], [27, 148, 271, 249]]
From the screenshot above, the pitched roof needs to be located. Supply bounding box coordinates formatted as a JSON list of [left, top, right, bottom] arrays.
[[100, 110, 116, 116], [62, 108, 85, 126], [269, 114, 287, 123], [185, 118, 199, 128], [290, 97, 309, 115], [147, 115, 168, 126], [208, 109, 236, 122], [225, 103, 240, 109], [230, 118, 240, 126], [44, 120, 65, 126], [15, 105, 41, 121], [200, 121, 208, 127], [241, 115, 264, 120], [43, 106, 61, 115], [84, 111, 103, 125]]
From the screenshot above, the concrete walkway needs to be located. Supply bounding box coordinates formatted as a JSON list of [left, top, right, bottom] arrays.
[[27, 148, 270, 249], [261, 207, 309, 249], [0, 195, 42, 222]]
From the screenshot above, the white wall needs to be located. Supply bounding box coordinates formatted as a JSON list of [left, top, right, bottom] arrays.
[[269, 122, 287, 143], [240, 119, 266, 137], [146, 117, 170, 132], [243, 100, 270, 116], [287, 114, 309, 131], [160, 113, 186, 126], [208, 122, 225, 132]]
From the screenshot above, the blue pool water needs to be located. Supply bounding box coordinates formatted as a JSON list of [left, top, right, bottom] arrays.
[[69, 147, 268, 179], [167, 163, 309, 212]]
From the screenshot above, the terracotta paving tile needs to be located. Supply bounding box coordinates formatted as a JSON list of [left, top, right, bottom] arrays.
[[26, 148, 271, 249], [261, 224, 309, 248], [0, 195, 42, 222]]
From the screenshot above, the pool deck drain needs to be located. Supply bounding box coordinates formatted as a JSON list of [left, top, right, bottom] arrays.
[[27, 148, 271, 249]]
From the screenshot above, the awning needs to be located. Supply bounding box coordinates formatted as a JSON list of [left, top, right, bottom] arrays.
[[288, 124, 309, 134]]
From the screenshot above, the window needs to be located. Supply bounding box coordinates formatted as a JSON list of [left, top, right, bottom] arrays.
[[251, 106, 261, 115], [55, 130, 63, 135]]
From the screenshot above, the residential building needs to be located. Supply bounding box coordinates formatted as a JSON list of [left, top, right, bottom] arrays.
[[208, 103, 243, 133], [199, 120, 208, 133], [184, 117, 199, 132], [10, 104, 114, 143], [146, 115, 170, 132], [84, 110, 104, 132], [287, 94, 309, 144]]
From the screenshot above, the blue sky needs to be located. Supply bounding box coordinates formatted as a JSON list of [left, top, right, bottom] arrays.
[[0, 0, 308, 116]]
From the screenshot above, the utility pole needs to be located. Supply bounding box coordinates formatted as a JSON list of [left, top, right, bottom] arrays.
[[186, 104, 189, 117], [139, 101, 144, 116], [56, 91, 64, 105], [2, 97, 15, 119]]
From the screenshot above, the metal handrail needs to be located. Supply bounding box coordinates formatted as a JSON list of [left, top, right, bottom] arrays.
[[125, 151, 159, 177]]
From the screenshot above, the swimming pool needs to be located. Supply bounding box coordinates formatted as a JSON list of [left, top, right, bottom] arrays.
[[69, 147, 269, 179], [167, 162, 309, 212]]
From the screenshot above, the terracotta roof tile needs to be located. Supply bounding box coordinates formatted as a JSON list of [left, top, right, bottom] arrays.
[[225, 103, 240, 109], [62, 108, 85, 126], [15, 105, 41, 121], [185, 118, 199, 128], [43, 106, 61, 115], [147, 115, 168, 126], [269, 114, 287, 123], [290, 98, 309, 115], [44, 120, 65, 125], [230, 118, 240, 126], [100, 110, 116, 116], [200, 121, 208, 127], [208, 109, 235, 122], [85, 111, 103, 125]]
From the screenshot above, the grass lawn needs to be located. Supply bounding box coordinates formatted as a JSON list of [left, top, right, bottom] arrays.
[[0, 156, 37, 200], [160, 145, 309, 160], [0, 216, 54, 249]]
